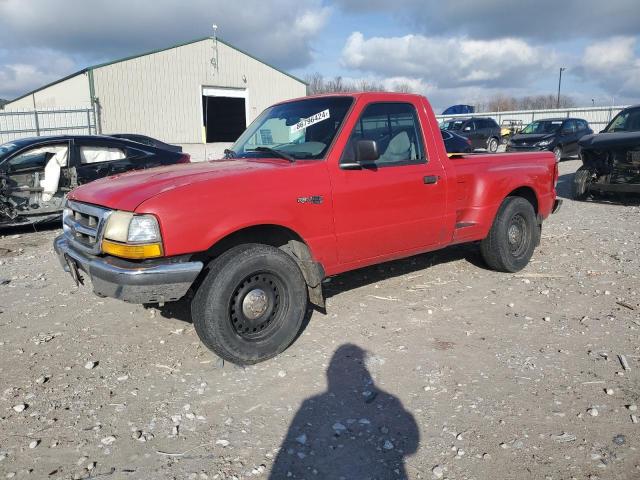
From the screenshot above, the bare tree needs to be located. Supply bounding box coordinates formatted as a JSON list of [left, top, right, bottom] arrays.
[[485, 93, 576, 112], [304, 73, 417, 95], [391, 82, 413, 93]]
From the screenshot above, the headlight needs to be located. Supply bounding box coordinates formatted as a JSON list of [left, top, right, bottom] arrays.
[[536, 140, 552, 147], [102, 212, 163, 259], [128, 215, 161, 243]]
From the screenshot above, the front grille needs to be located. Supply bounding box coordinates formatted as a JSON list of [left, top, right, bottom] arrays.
[[63, 200, 112, 255]]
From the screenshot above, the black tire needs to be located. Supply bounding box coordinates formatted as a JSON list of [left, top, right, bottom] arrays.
[[487, 137, 499, 153], [480, 197, 539, 273], [191, 244, 308, 365], [553, 146, 562, 162], [572, 166, 593, 200]]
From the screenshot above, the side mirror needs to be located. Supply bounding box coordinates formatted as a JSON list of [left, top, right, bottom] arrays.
[[356, 140, 379, 162]]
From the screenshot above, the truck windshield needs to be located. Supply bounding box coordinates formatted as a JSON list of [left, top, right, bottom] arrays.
[[229, 97, 353, 160], [520, 120, 562, 134], [604, 108, 640, 132]]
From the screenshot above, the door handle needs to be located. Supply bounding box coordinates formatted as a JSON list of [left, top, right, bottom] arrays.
[[423, 175, 439, 185]]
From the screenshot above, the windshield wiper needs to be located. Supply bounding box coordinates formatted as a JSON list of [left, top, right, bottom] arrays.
[[223, 148, 237, 158], [248, 147, 296, 163]]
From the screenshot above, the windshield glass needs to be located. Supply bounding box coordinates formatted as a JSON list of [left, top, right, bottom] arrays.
[[441, 120, 464, 131], [521, 120, 562, 134], [605, 108, 640, 132], [230, 97, 353, 160]]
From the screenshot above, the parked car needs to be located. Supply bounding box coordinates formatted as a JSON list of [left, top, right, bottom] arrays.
[[55, 92, 560, 365], [500, 119, 523, 144], [441, 117, 501, 152], [573, 105, 640, 199], [0, 135, 190, 227], [441, 129, 472, 153], [109, 134, 183, 152], [506, 118, 592, 162]]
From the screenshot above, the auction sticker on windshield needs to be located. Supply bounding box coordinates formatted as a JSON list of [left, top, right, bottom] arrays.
[[290, 109, 330, 133]]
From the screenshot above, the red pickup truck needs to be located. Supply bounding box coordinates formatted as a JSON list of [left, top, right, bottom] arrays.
[[55, 93, 561, 364]]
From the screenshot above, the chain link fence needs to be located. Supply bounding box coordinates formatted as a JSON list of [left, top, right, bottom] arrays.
[[435, 105, 629, 132], [0, 107, 97, 144]]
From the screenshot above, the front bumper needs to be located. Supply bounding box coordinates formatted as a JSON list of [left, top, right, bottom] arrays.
[[54, 235, 203, 304], [552, 198, 563, 213], [506, 145, 550, 153]]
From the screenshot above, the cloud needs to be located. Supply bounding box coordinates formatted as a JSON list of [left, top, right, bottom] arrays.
[[342, 32, 557, 89], [334, 0, 640, 41], [0, 0, 330, 98], [576, 36, 640, 100]]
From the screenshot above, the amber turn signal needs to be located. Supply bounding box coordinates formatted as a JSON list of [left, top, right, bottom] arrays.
[[102, 240, 163, 259]]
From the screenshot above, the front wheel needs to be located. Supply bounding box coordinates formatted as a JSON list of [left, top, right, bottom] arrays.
[[487, 137, 499, 153], [191, 244, 308, 365], [553, 146, 563, 162], [572, 166, 594, 200], [480, 197, 539, 273]]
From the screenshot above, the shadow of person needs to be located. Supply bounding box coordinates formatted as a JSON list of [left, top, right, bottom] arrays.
[[270, 344, 419, 479]]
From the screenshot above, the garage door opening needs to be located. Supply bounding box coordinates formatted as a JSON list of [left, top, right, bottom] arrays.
[[202, 94, 247, 143]]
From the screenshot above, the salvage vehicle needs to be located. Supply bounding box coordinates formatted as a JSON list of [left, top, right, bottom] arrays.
[[0, 135, 190, 228], [109, 134, 183, 153], [54, 93, 561, 365], [506, 118, 592, 162], [573, 105, 640, 199], [441, 129, 473, 153], [441, 117, 501, 152]]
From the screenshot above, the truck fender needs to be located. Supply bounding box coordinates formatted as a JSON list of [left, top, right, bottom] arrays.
[[282, 239, 326, 311]]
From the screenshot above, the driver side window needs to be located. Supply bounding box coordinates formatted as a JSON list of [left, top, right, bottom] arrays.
[[342, 102, 426, 167], [7, 144, 69, 173]]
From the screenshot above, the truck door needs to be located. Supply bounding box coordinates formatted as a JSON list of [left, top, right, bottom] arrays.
[[331, 101, 446, 264]]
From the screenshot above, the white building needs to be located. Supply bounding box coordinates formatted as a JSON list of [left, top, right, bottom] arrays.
[[3, 37, 307, 159]]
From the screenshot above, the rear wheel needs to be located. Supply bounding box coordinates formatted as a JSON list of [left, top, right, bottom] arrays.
[[480, 197, 539, 273], [191, 244, 308, 365], [487, 137, 499, 153], [572, 166, 593, 200]]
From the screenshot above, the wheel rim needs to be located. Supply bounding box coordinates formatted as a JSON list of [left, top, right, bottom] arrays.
[[230, 272, 284, 341], [489, 139, 497, 152], [507, 214, 528, 257]]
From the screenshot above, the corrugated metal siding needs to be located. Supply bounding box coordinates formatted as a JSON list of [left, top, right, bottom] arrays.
[[436, 105, 630, 131], [93, 39, 306, 144], [3, 74, 91, 111]]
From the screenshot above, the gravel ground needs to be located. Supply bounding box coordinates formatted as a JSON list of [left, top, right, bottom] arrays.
[[0, 159, 639, 480]]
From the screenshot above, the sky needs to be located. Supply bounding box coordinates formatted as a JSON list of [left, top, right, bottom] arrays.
[[1, 0, 639, 112]]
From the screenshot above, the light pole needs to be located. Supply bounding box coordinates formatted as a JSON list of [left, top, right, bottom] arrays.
[[556, 67, 566, 108]]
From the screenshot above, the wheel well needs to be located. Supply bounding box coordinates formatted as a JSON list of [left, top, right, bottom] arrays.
[[198, 225, 304, 259], [192, 224, 324, 292], [507, 187, 538, 213]]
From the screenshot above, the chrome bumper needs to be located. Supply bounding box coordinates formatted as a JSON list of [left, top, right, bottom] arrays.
[[54, 235, 203, 304], [552, 198, 563, 214]]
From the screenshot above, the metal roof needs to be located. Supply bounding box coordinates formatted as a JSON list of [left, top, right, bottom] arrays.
[[7, 36, 307, 105]]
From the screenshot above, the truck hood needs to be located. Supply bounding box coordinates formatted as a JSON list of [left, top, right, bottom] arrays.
[[68, 158, 292, 211], [579, 131, 640, 149]]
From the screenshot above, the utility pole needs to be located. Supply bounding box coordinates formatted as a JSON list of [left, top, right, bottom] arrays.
[[556, 67, 566, 108]]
